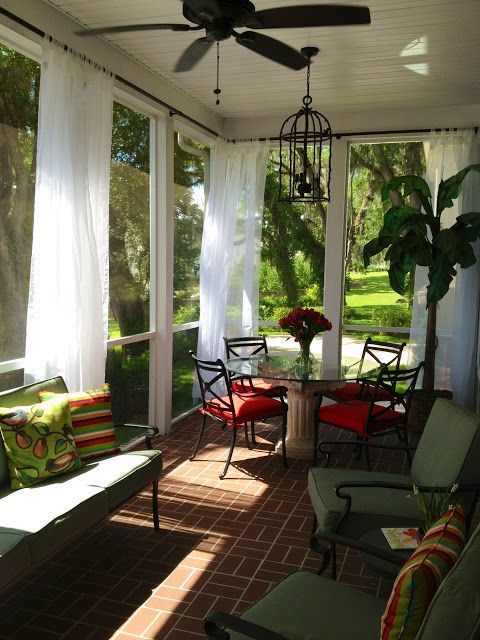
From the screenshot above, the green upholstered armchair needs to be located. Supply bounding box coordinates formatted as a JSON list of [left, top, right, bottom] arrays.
[[308, 398, 480, 576], [204, 520, 480, 640]]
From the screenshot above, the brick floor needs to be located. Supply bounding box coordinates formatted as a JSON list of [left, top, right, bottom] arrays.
[[0, 413, 418, 639]]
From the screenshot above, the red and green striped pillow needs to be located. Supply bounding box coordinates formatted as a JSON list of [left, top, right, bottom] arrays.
[[380, 504, 466, 640], [39, 385, 118, 460]]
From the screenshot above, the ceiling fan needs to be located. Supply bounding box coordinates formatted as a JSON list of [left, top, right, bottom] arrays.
[[76, 0, 371, 72]]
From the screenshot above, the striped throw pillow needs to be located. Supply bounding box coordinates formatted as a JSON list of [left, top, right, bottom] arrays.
[[39, 385, 118, 460], [380, 504, 466, 640]]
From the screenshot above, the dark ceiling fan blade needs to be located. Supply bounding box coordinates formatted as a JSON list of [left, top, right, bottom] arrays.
[[174, 37, 214, 72], [235, 32, 308, 70], [75, 23, 197, 36], [245, 5, 371, 29]]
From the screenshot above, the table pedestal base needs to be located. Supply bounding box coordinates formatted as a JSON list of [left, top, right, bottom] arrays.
[[275, 380, 347, 461]]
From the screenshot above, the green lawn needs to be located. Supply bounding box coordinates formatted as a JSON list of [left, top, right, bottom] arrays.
[[346, 271, 399, 313], [344, 270, 410, 341], [108, 317, 120, 339]]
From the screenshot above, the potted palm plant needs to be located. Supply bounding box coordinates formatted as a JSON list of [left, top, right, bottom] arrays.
[[363, 164, 480, 427]]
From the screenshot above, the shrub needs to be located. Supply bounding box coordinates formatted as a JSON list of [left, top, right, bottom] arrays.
[[343, 306, 358, 323], [173, 304, 200, 325], [372, 306, 411, 329]]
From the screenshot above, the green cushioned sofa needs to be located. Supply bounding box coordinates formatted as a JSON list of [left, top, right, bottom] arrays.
[[0, 376, 163, 590]]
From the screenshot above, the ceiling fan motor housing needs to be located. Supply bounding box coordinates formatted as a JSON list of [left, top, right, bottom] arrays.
[[183, 0, 256, 29]]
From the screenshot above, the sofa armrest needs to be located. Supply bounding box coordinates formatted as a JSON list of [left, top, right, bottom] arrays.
[[114, 423, 159, 450]]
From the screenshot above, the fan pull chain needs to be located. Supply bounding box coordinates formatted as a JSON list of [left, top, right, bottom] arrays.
[[213, 42, 221, 105]]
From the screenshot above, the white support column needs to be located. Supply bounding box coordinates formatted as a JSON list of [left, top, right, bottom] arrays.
[[150, 114, 174, 434], [322, 137, 349, 366]]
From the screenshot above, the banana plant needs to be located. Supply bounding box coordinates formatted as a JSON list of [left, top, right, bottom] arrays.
[[363, 164, 480, 392]]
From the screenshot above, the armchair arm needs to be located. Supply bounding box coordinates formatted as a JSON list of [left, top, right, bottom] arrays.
[[114, 423, 159, 450], [332, 480, 480, 533], [205, 611, 289, 640], [335, 480, 480, 494], [310, 531, 405, 567]]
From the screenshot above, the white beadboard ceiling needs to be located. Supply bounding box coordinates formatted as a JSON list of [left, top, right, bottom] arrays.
[[43, 0, 480, 120]]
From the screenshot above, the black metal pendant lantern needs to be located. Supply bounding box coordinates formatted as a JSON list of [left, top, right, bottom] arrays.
[[279, 47, 332, 204]]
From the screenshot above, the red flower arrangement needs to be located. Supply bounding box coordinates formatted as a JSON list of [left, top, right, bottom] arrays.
[[279, 307, 332, 360]]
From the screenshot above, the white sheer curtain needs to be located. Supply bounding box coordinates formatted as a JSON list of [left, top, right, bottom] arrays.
[[197, 139, 269, 365], [24, 38, 113, 390], [409, 129, 480, 407]]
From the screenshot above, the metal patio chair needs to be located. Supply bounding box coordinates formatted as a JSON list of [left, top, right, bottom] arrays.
[[190, 351, 287, 479], [313, 361, 424, 467], [326, 337, 406, 403]]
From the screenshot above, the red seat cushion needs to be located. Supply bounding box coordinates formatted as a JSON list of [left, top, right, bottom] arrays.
[[317, 400, 403, 435], [231, 378, 276, 393], [203, 393, 284, 424], [331, 381, 394, 402]]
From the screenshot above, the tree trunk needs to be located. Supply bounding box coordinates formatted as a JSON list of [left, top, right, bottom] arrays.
[[423, 301, 437, 392]]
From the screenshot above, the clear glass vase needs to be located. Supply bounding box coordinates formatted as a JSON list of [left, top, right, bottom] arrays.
[[297, 338, 314, 366]]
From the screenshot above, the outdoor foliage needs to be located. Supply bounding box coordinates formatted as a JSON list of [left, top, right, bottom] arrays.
[[0, 45, 39, 361], [363, 166, 480, 390], [346, 142, 425, 277], [364, 169, 480, 304], [260, 149, 326, 310]]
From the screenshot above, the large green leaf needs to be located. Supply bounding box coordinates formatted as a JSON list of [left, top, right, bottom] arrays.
[[455, 210, 480, 230], [385, 234, 431, 267], [456, 226, 480, 244], [379, 205, 420, 237], [402, 233, 432, 266], [363, 236, 393, 268], [437, 164, 480, 214], [427, 255, 457, 304], [434, 228, 476, 268], [381, 175, 433, 215], [388, 252, 416, 295], [397, 213, 430, 237]]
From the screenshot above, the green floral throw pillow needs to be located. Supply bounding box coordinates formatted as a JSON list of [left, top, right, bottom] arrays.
[[0, 396, 83, 490]]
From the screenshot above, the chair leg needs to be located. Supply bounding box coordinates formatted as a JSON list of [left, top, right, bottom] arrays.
[[364, 437, 372, 471], [316, 546, 332, 575], [152, 479, 159, 531], [250, 421, 257, 445], [220, 427, 237, 480], [354, 434, 363, 460], [312, 417, 319, 466], [244, 423, 252, 449], [331, 542, 337, 579], [281, 411, 288, 468], [403, 428, 412, 468], [309, 528, 332, 576], [190, 413, 207, 460]]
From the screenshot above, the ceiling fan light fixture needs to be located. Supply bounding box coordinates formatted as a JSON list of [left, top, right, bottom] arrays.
[[278, 47, 333, 204]]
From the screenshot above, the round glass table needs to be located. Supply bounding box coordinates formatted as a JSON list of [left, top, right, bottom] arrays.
[[226, 352, 381, 460]]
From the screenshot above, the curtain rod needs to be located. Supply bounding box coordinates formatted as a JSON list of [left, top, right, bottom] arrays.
[[229, 126, 479, 143], [0, 6, 220, 139]]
